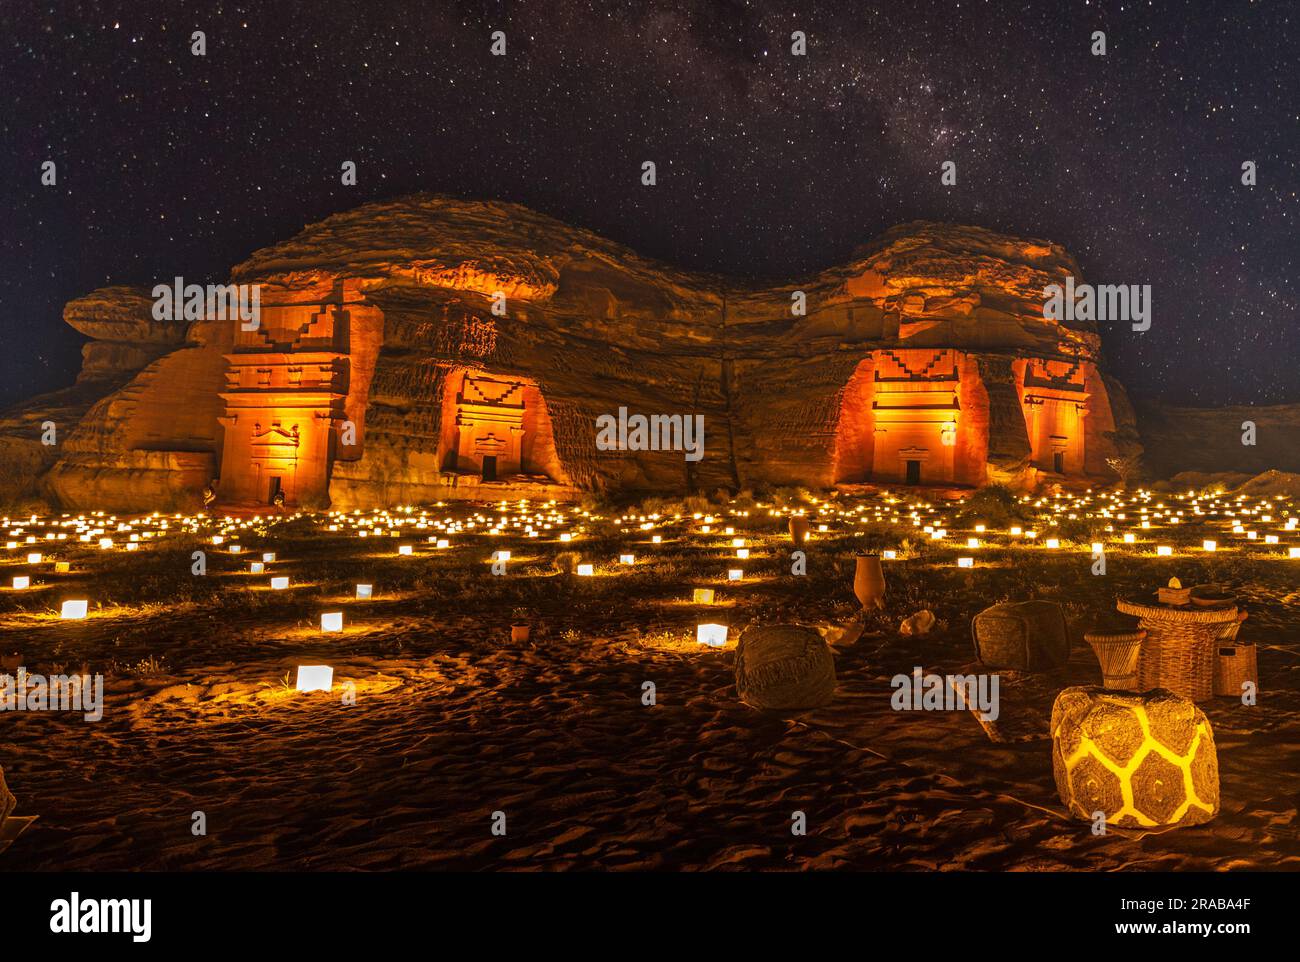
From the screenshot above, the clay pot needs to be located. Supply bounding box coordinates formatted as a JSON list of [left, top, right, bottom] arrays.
[[788, 516, 810, 546], [510, 623, 531, 643], [853, 554, 886, 610]]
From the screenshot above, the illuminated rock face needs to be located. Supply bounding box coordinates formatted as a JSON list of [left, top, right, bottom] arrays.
[[1051, 687, 1219, 829], [17, 197, 1136, 509]]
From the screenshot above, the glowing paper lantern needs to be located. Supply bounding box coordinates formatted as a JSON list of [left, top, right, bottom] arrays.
[[736, 548, 750, 559], [436, 539, 450, 549], [493, 550, 510, 561], [966, 538, 980, 549], [882, 549, 897, 560], [696, 623, 728, 647], [61, 600, 88, 619], [728, 569, 743, 581], [576, 564, 594, 576], [12, 576, 29, 589], [321, 612, 343, 632], [619, 554, 635, 565], [1289, 548, 1300, 559], [693, 588, 715, 604], [1123, 533, 1136, 544], [270, 576, 289, 590], [295, 665, 334, 693], [1202, 540, 1217, 552], [356, 584, 373, 599], [398, 544, 413, 556], [262, 552, 276, 562], [250, 562, 264, 574], [651, 535, 662, 544], [25, 553, 41, 564], [731, 538, 745, 548], [1045, 538, 1060, 549], [1156, 546, 1173, 557], [957, 557, 974, 568], [229, 545, 241, 553], [98, 538, 113, 549]]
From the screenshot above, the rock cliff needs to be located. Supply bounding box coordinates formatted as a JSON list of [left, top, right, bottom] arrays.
[[5, 195, 1147, 510]]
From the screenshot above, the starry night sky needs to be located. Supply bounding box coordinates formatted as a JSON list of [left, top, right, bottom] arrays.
[[1, 0, 1296, 409]]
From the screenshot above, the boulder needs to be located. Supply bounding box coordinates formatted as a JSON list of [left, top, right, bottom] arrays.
[[1051, 686, 1219, 829], [972, 600, 1070, 671], [735, 625, 836, 711]]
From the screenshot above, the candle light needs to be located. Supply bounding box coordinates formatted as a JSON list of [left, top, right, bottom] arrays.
[[696, 623, 728, 647], [295, 665, 334, 693]]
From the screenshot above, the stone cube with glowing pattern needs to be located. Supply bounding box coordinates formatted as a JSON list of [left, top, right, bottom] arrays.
[[1051, 686, 1219, 829]]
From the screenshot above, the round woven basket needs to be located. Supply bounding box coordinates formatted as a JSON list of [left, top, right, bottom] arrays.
[[1083, 629, 1146, 690]]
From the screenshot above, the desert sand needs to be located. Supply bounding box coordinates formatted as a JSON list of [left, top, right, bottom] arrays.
[[1, 487, 1297, 871]]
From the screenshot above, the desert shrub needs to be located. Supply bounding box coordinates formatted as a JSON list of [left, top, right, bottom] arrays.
[[1053, 515, 1108, 545], [552, 550, 582, 574], [956, 484, 1028, 528]]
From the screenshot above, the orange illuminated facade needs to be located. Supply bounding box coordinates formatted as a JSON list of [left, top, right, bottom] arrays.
[[215, 285, 382, 508], [436, 369, 568, 486], [835, 349, 987, 487], [1014, 357, 1089, 478]]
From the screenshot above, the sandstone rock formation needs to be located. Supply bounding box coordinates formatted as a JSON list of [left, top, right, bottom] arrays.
[[4, 195, 1142, 511], [1135, 398, 1300, 480]]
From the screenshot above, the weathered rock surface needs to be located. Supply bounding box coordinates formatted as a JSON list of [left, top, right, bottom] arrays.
[[4, 195, 1154, 510]]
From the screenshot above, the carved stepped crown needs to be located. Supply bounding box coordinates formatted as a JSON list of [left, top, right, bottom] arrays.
[[875, 349, 958, 382]]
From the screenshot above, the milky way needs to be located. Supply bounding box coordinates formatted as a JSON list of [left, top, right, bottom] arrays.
[[1, 0, 1296, 407]]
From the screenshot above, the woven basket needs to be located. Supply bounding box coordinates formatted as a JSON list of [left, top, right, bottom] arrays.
[[971, 600, 1071, 672], [735, 624, 836, 711], [1117, 598, 1238, 703], [1084, 629, 1145, 690], [1214, 642, 1257, 697]]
